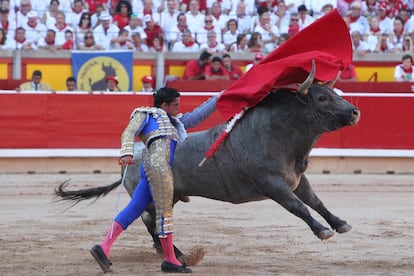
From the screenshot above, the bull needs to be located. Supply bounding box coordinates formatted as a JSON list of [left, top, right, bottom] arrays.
[[55, 65, 360, 264]]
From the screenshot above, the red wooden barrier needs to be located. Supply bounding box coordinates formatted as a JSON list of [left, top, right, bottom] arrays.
[[1, 92, 413, 151]]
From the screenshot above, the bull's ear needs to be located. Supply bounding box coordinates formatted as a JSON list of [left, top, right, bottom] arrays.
[[297, 59, 316, 95], [325, 70, 341, 89]]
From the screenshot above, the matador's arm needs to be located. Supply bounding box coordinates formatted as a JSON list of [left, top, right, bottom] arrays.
[[179, 94, 218, 129], [120, 111, 148, 157]]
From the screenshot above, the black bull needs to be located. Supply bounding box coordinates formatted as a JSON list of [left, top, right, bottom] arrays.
[[55, 81, 360, 262]]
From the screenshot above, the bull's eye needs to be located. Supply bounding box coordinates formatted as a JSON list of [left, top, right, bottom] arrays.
[[319, 95, 327, 101]]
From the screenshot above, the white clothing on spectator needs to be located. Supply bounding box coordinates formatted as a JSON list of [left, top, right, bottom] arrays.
[[185, 11, 204, 33], [50, 24, 74, 45], [93, 23, 120, 50], [171, 40, 200, 52], [199, 41, 226, 52], [254, 24, 279, 53], [22, 21, 47, 45]]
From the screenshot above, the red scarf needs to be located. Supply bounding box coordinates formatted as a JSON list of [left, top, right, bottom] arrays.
[[55, 23, 67, 31], [370, 27, 381, 34], [288, 25, 300, 36], [45, 38, 55, 45], [15, 37, 26, 43], [183, 39, 195, 47], [380, 43, 388, 52], [62, 40, 74, 50], [401, 65, 413, 73], [394, 28, 403, 38], [143, 9, 152, 15], [212, 13, 221, 20], [349, 15, 360, 23], [1, 20, 8, 30], [204, 25, 214, 31], [177, 24, 188, 33]]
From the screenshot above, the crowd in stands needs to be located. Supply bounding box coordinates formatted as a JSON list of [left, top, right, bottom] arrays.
[[0, 0, 414, 55]]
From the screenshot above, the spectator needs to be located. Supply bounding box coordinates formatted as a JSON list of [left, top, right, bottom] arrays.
[[394, 54, 414, 81], [390, 16, 406, 51], [247, 31, 265, 52], [17, 70, 53, 91], [22, 11, 47, 47], [131, 32, 149, 51], [195, 14, 221, 45], [37, 29, 58, 51], [140, 75, 154, 92], [65, 76, 77, 91], [148, 36, 167, 51], [31, 0, 49, 20], [84, 0, 106, 15], [297, 4, 314, 30], [93, 11, 119, 50], [111, 29, 134, 49], [0, 27, 10, 49], [204, 56, 230, 80], [351, 31, 370, 57], [234, 1, 253, 34], [91, 3, 105, 28], [185, 0, 204, 33], [365, 15, 381, 52], [105, 75, 120, 91], [287, 12, 300, 37], [77, 30, 104, 50], [245, 53, 264, 72], [144, 14, 164, 49], [222, 53, 243, 80], [0, 6, 17, 38], [171, 29, 199, 52], [160, 0, 179, 46], [139, 0, 161, 25], [74, 12, 92, 49], [8, 26, 36, 50], [182, 50, 212, 80], [375, 33, 395, 53], [168, 12, 187, 48], [339, 63, 358, 82], [254, 8, 279, 53], [275, 33, 289, 48], [229, 33, 248, 52], [124, 13, 147, 42], [199, 29, 226, 53], [377, 3, 393, 35], [272, 0, 289, 34], [388, 0, 408, 19], [41, 0, 60, 28], [210, 1, 228, 32], [50, 11, 74, 46], [66, 0, 87, 28], [310, 1, 336, 19], [112, 0, 132, 30], [16, 0, 32, 27], [229, 0, 255, 17], [180, 0, 207, 14], [60, 29, 74, 49], [222, 19, 239, 49], [402, 35, 413, 52], [347, 1, 369, 36]]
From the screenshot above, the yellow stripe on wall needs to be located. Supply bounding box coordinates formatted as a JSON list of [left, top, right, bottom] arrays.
[[133, 65, 152, 92], [355, 66, 396, 82], [0, 64, 8, 79]]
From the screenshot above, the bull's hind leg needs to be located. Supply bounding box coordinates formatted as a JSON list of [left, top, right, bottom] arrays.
[[263, 176, 334, 240], [294, 175, 351, 234]]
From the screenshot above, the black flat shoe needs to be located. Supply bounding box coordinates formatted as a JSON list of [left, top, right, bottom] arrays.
[[89, 244, 112, 273], [161, 261, 192, 273]]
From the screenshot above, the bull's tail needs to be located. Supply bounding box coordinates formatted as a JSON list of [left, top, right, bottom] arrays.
[[54, 179, 122, 207]]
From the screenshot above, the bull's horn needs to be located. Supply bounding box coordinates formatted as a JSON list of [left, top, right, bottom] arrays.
[[325, 70, 341, 89], [297, 59, 316, 95]]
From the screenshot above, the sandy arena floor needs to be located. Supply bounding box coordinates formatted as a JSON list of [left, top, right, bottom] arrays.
[[0, 173, 413, 275]]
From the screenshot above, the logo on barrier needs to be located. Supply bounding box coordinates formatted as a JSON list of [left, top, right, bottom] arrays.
[[72, 51, 133, 91]]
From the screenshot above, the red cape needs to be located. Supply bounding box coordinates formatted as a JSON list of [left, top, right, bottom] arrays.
[[217, 9, 352, 121]]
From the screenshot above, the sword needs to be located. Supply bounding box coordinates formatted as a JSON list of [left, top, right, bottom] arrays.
[[110, 164, 128, 239]]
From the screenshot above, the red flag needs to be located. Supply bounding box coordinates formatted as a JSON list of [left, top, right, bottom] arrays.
[[217, 9, 352, 121]]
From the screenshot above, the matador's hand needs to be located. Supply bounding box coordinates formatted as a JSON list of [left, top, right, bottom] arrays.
[[119, 155, 134, 166]]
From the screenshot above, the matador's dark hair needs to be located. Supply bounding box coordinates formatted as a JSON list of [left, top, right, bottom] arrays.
[[153, 87, 180, 107]]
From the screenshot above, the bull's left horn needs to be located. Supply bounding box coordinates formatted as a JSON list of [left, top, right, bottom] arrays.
[[297, 59, 316, 95]]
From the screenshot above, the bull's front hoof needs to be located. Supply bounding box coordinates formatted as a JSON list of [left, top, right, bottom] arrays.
[[336, 223, 352, 233], [318, 229, 335, 240]]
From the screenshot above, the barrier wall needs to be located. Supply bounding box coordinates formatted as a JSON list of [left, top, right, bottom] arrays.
[[1, 91, 413, 151]]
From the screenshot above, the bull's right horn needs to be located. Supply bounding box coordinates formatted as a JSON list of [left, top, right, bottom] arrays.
[[297, 59, 316, 95]]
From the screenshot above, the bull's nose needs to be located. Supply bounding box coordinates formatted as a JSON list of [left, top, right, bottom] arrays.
[[351, 108, 361, 125]]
